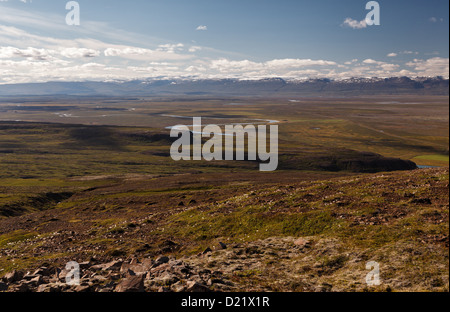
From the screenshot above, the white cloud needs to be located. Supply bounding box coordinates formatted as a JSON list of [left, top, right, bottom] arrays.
[[157, 43, 184, 53], [210, 58, 336, 73], [266, 58, 337, 68], [208, 58, 338, 79], [406, 57, 449, 77], [104, 46, 192, 61], [0, 10, 448, 84], [0, 6, 172, 50], [0, 25, 194, 62], [385, 51, 419, 58], [429, 17, 444, 23], [380, 63, 400, 71], [196, 25, 208, 31], [344, 59, 359, 65], [341, 18, 367, 29], [363, 59, 382, 65], [0, 46, 54, 61], [60, 48, 101, 58], [211, 59, 260, 72], [104, 47, 152, 57], [1, 46, 118, 61], [185, 65, 207, 72], [401, 51, 419, 55], [2, 53, 449, 83], [362, 59, 376, 64], [361, 59, 400, 72], [188, 46, 202, 53]]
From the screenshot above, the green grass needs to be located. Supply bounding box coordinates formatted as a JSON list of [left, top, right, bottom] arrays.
[[164, 194, 343, 245], [160, 167, 449, 254], [414, 155, 449, 162], [412, 154, 449, 167], [1, 95, 449, 180], [0, 230, 38, 249]]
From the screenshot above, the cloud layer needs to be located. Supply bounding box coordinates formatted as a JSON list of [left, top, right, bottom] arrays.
[[0, 5, 448, 84]]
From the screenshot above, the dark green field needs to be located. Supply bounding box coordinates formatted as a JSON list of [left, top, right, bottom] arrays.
[[1, 95, 448, 178]]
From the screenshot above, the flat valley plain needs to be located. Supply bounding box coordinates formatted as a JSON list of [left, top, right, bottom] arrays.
[[0, 95, 448, 292]]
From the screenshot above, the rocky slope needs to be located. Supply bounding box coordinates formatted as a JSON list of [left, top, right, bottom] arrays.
[[0, 168, 448, 292]]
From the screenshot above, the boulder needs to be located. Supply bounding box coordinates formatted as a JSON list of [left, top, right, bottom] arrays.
[[155, 272, 179, 285], [120, 262, 151, 275], [202, 247, 212, 255], [11, 282, 30, 292], [115, 275, 145, 292], [79, 262, 92, 270], [29, 275, 44, 286], [315, 283, 333, 292], [91, 260, 123, 272], [186, 281, 210, 292], [74, 285, 91, 292], [3, 270, 23, 284], [172, 281, 186, 292], [37, 283, 64, 293], [33, 267, 50, 276], [153, 256, 170, 268], [294, 238, 311, 248]]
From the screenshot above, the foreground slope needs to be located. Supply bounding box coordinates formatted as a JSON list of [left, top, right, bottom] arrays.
[[0, 167, 448, 292]]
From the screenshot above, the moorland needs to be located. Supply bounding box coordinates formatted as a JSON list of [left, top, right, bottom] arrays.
[[0, 94, 448, 292]]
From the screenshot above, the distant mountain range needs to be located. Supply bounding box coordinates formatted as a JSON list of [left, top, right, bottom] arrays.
[[0, 77, 448, 97]]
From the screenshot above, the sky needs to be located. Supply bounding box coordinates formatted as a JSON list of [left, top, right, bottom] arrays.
[[0, 0, 448, 84]]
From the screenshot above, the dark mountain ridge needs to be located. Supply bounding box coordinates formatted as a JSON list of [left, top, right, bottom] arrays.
[[0, 77, 448, 97]]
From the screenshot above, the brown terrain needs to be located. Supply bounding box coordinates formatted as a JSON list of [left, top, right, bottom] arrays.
[[0, 95, 448, 293], [0, 167, 448, 292]]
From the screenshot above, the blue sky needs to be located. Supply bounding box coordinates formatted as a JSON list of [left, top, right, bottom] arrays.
[[0, 0, 448, 83]]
